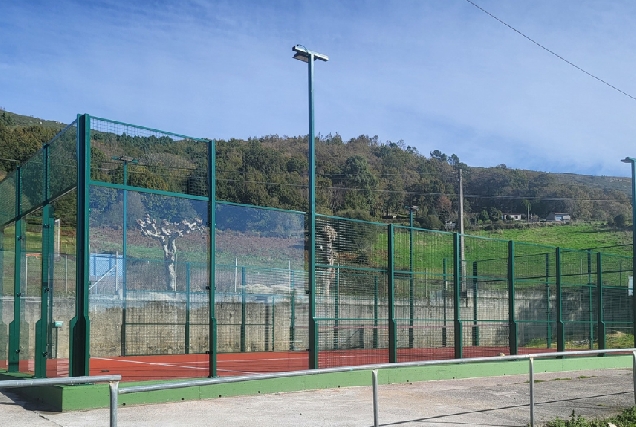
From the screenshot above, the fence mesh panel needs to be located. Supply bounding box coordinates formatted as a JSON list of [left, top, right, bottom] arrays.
[[20, 151, 44, 216], [601, 253, 633, 347], [49, 121, 78, 200], [0, 170, 16, 227], [395, 227, 455, 362], [316, 215, 389, 367], [462, 235, 509, 357], [0, 222, 15, 370], [514, 242, 558, 352], [90, 117, 208, 197]]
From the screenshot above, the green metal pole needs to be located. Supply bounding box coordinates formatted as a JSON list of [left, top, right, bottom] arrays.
[[556, 248, 564, 353], [0, 226, 4, 366], [121, 160, 128, 357], [8, 167, 22, 372], [207, 139, 217, 377], [334, 266, 339, 350], [240, 266, 246, 353], [35, 204, 52, 378], [409, 209, 414, 349], [35, 146, 51, 378], [631, 160, 636, 347], [442, 257, 447, 347], [453, 233, 462, 359], [271, 295, 275, 351], [508, 241, 517, 355], [472, 260, 479, 347], [307, 52, 319, 370], [290, 271, 295, 351], [587, 250, 593, 349], [70, 114, 91, 377], [388, 224, 397, 363], [545, 252, 552, 349], [185, 262, 190, 354], [293, 45, 328, 368], [596, 252, 606, 351], [373, 275, 378, 349]]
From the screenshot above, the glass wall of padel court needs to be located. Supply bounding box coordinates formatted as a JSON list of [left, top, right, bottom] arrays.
[[0, 114, 634, 382]]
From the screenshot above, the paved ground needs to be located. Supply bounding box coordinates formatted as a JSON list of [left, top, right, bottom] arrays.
[[0, 368, 633, 427]]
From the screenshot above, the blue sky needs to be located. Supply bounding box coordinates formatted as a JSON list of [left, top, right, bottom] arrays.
[[2, 1, 636, 177]]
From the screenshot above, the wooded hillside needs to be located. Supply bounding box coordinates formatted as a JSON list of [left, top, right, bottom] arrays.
[[0, 109, 631, 230]]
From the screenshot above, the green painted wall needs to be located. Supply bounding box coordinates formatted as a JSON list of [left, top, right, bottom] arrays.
[[1, 355, 632, 412]]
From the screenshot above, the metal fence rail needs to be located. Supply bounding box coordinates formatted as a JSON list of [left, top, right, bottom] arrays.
[[114, 348, 635, 427], [1, 350, 633, 427]]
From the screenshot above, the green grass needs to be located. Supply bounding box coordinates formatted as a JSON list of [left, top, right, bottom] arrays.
[[473, 223, 632, 257], [545, 407, 636, 427]]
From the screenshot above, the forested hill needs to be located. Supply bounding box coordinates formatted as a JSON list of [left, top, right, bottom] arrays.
[[0, 109, 631, 229]]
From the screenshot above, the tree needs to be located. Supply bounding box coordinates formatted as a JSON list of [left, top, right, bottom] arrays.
[[137, 214, 204, 291], [614, 214, 626, 228]]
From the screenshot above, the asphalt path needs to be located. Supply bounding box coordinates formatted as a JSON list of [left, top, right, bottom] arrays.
[[1, 368, 633, 426]]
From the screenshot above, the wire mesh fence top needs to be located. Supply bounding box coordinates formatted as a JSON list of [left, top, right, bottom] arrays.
[[90, 116, 209, 197]]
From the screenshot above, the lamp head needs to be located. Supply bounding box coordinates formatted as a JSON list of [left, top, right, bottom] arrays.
[[622, 157, 635, 164], [292, 45, 329, 62]]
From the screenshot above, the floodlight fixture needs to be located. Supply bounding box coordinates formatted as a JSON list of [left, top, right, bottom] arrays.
[[292, 45, 329, 62]]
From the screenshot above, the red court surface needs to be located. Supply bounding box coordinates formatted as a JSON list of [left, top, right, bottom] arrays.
[[2, 346, 563, 382]]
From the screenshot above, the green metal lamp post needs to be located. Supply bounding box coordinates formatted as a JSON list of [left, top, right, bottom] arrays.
[[622, 157, 636, 347], [292, 44, 328, 369]]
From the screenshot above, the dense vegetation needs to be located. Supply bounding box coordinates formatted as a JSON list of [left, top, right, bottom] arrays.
[[0, 109, 633, 234]]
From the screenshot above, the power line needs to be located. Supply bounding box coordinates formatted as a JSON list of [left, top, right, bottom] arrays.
[[465, 0, 636, 101]]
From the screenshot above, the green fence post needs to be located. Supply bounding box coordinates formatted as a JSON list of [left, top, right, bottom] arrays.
[[388, 224, 397, 363], [587, 250, 593, 349], [271, 295, 275, 351], [35, 143, 53, 378], [472, 260, 479, 346], [409, 217, 414, 349], [69, 114, 91, 377], [120, 157, 130, 358], [8, 166, 22, 372], [596, 252, 606, 352], [545, 252, 552, 349], [207, 138, 217, 377], [334, 265, 339, 350], [556, 247, 564, 353], [508, 241, 517, 355], [185, 262, 191, 354], [453, 233, 462, 359], [442, 257, 447, 347], [289, 272, 296, 351], [373, 275, 378, 349], [0, 226, 4, 366], [35, 204, 53, 378], [240, 266, 246, 353]]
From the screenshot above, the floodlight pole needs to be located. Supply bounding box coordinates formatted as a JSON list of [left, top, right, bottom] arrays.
[[293, 45, 328, 369], [622, 157, 636, 347]]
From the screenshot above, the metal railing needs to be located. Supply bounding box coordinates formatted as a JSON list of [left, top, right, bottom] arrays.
[[1, 349, 634, 427], [370, 349, 636, 427]]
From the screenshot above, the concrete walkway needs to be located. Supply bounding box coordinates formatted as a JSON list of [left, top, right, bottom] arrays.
[[1, 368, 633, 427]]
